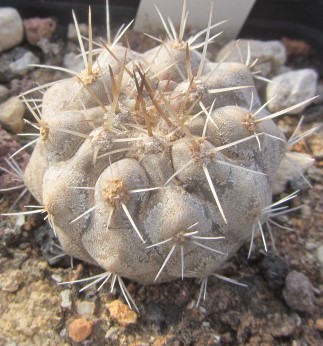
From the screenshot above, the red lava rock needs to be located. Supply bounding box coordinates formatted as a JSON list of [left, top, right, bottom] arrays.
[[68, 318, 93, 343], [281, 37, 310, 57], [107, 299, 138, 326], [24, 18, 56, 45], [283, 270, 316, 314]]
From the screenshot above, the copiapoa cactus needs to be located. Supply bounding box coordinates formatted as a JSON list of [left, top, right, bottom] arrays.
[[3, 0, 316, 311]]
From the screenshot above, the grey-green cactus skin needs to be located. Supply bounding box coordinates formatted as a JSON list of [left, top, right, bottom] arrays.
[[24, 27, 287, 285]]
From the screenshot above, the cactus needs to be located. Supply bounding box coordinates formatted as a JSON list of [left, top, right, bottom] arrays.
[[5, 1, 315, 310]]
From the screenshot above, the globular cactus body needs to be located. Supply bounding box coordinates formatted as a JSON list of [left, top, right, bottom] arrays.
[[23, 3, 288, 287]]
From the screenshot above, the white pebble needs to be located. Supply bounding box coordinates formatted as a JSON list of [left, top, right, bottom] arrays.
[[60, 289, 72, 310], [76, 300, 96, 318], [0, 96, 25, 133], [51, 274, 62, 283], [67, 23, 88, 41], [9, 51, 40, 75], [266, 69, 318, 114], [216, 39, 286, 76], [0, 8, 24, 52]]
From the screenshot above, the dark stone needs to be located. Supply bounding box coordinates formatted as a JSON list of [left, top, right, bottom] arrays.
[[259, 254, 289, 296]]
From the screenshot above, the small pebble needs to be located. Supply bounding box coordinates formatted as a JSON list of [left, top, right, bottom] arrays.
[[59, 328, 67, 338], [51, 274, 62, 283], [0, 47, 30, 82], [60, 289, 72, 310], [266, 69, 318, 114], [283, 270, 316, 314], [199, 306, 207, 314], [0, 8, 23, 52], [76, 301, 95, 318], [259, 254, 289, 295], [67, 23, 88, 41], [216, 39, 286, 76], [9, 51, 40, 75], [202, 321, 210, 328], [0, 96, 25, 133], [68, 318, 93, 343], [36, 38, 61, 58], [107, 299, 138, 326]]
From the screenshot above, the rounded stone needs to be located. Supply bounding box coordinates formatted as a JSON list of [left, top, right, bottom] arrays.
[[216, 39, 286, 76], [68, 318, 93, 342], [0, 8, 24, 52], [0, 96, 25, 133], [266, 69, 318, 114]]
